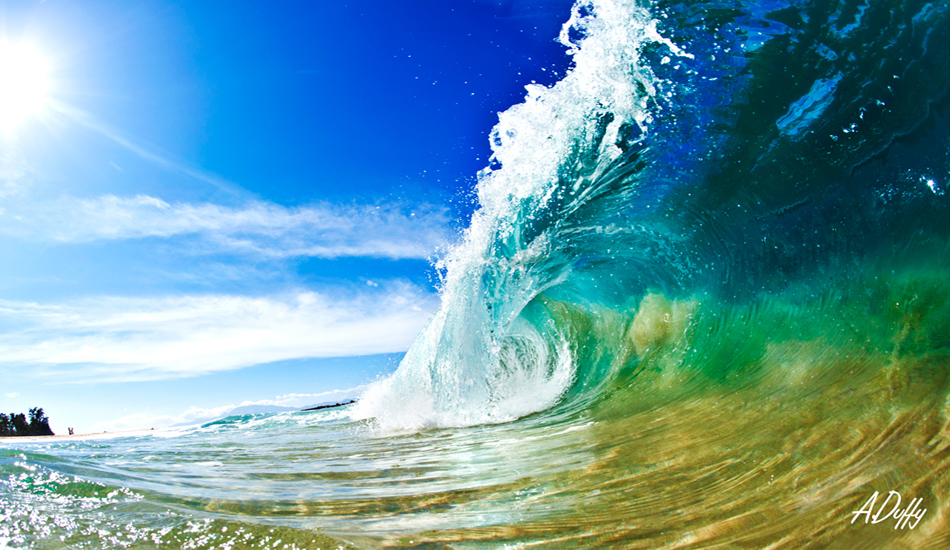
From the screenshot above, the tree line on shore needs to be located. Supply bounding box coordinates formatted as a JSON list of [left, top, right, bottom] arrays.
[[0, 407, 54, 436]]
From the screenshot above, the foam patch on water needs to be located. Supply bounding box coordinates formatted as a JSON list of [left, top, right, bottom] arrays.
[[0, 452, 357, 549], [354, 323, 575, 431]]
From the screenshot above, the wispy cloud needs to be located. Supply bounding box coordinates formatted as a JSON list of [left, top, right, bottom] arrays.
[[4, 103, 455, 259], [0, 282, 437, 383], [0, 194, 454, 259], [0, 148, 34, 200]]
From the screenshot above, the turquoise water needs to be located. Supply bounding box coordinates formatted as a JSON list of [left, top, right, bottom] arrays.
[[4, 0, 950, 547]]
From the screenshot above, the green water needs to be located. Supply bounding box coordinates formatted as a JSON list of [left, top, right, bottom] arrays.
[[2, 261, 949, 548]]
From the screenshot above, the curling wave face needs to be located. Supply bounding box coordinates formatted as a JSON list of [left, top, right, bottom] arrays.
[[355, 0, 950, 432], [353, 0, 694, 430]]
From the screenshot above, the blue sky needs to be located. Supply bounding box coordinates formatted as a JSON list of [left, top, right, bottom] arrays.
[[0, 0, 574, 434]]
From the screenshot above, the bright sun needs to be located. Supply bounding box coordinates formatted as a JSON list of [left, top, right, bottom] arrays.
[[0, 42, 50, 134]]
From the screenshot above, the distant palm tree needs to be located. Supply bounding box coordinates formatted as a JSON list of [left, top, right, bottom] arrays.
[[28, 407, 54, 436], [0, 408, 54, 436]]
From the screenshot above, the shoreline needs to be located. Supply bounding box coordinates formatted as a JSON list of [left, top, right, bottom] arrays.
[[0, 427, 161, 443], [0, 402, 359, 444]]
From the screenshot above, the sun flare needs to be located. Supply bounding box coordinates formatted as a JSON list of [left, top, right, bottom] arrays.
[[0, 42, 50, 134]]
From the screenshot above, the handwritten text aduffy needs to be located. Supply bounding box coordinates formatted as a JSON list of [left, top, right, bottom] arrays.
[[850, 491, 926, 529]]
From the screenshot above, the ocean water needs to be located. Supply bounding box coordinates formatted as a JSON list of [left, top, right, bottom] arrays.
[[4, 0, 950, 548]]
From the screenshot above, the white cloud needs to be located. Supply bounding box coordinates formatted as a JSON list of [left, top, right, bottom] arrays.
[[0, 194, 453, 260], [0, 282, 437, 383], [5, 392, 18, 398]]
